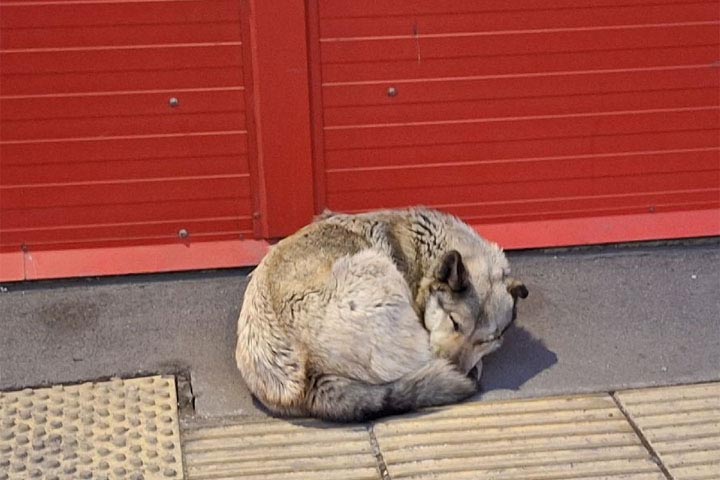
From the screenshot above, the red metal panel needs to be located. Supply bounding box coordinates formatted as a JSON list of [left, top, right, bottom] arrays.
[[0, 0, 256, 274], [313, 0, 720, 238], [243, 0, 315, 238]]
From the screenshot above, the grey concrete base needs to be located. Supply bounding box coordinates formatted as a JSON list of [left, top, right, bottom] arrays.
[[1, 243, 719, 419]]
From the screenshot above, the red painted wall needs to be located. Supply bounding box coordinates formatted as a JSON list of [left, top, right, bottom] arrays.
[[1, 0, 718, 281], [311, 0, 720, 227]]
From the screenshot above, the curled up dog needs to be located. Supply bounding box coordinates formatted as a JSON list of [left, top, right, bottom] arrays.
[[235, 207, 528, 422]]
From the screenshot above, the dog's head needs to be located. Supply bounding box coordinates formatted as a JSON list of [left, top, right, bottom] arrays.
[[422, 249, 528, 375]]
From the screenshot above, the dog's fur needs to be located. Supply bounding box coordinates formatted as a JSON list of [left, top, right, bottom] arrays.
[[235, 207, 527, 422]]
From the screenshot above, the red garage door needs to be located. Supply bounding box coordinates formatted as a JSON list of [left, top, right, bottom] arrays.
[[1, 0, 719, 281], [308, 0, 720, 247], [0, 0, 269, 280]]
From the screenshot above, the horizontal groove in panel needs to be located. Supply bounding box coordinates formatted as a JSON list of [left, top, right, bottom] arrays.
[[391, 462, 663, 480], [326, 150, 720, 192], [638, 422, 720, 442], [183, 430, 373, 453], [376, 408, 623, 436], [322, 66, 718, 106], [456, 200, 719, 226], [653, 436, 720, 453], [185, 452, 377, 472], [186, 467, 379, 480], [616, 382, 720, 403], [1, 132, 248, 165], [380, 395, 616, 419], [291, 106, 716, 130], [321, 45, 719, 84], [184, 440, 372, 464], [1, 23, 243, 49], [1, 45, 243, 75], [1, 198, 252, 231], [326, 173, 718, 211], [0, 1, 241, 29], [319, 25, 719, 64], [183, 420, 369, 439], [1, 68, 245, 96], [1, 89, 246, 120], [0, 176, 252, 209], [318, 0, 709, 19], [1, 218, 252, 246], [380, 432, 642, 460], [377, 422, 637, 450], [320, 2, 719, 37], [1, 130, 248, 146], [628, 409, 720, 428], [323, 109, 720, 150], [324, 87, 719, 126], [622, 397, 720, 415], [325, 129, 720, 169], [2, 231, 251, 251], [2, 155, 250, 185], [3, 112, 247, 141], [662, 450, 720, 467], [386, 446, 652, 478]]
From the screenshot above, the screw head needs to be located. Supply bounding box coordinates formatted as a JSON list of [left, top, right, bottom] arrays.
[[178, 229, 189, 239], [169, 97, 180, 107], [387, 86, 398, 97]]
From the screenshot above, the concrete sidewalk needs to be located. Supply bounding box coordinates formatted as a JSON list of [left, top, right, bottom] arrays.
[[1, 241, 719, 479], [1, 242, 719, 418]]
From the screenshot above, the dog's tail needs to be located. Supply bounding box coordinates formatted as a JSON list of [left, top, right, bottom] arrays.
[[303, 358, 477, 422]]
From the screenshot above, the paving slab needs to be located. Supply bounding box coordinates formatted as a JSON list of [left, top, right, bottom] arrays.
[[372, 393, 665, 480], [0, 375, 182, 480], [616, 382, 720, 480], [181, 418, 380, 480], [1, 243, 719, 418]]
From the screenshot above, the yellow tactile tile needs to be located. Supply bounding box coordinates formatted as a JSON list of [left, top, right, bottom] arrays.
[[616, 382, 720, 480], [373, 394, 666, 480], [181, 418, 380, 480], [0, 375, 183, 480]]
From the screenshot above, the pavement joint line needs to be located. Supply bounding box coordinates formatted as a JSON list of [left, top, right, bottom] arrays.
[[367, 423, 391, 480], [610, 391, 675, 480]]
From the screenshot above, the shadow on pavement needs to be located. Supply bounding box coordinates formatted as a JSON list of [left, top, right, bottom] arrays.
[[479, 325, 558, 394]]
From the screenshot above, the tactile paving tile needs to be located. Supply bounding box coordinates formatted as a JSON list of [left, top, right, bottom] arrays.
[[182, 418, 380, 480], [373, 394, 666, 480], [0, 375, 183, 480], [616, 382, 720, 480]]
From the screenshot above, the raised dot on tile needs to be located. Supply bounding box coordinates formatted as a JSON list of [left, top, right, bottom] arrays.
[[164, 468, 177, 477], [113, 467, 127, 476], [98, 460, 110, 470], [63, 465, 77, 474], [129, 444, 142, 453], [30, 453, 44, 464], [129, 457, 143, 467], [16, 434, 29, 445], [17, 422, 30, 432], [112, 437, 127, 448], [29, 468, 43, 478], [98, 447, 110, 456], [160, 427, 174, 437], [162, 454, 175, 463], [79, 470, 92, 479], [147, 463, 160, 473]]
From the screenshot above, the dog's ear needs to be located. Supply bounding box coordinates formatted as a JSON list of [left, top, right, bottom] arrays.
[[436, 250, 469, 292], [508, 280, 529, 300]]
